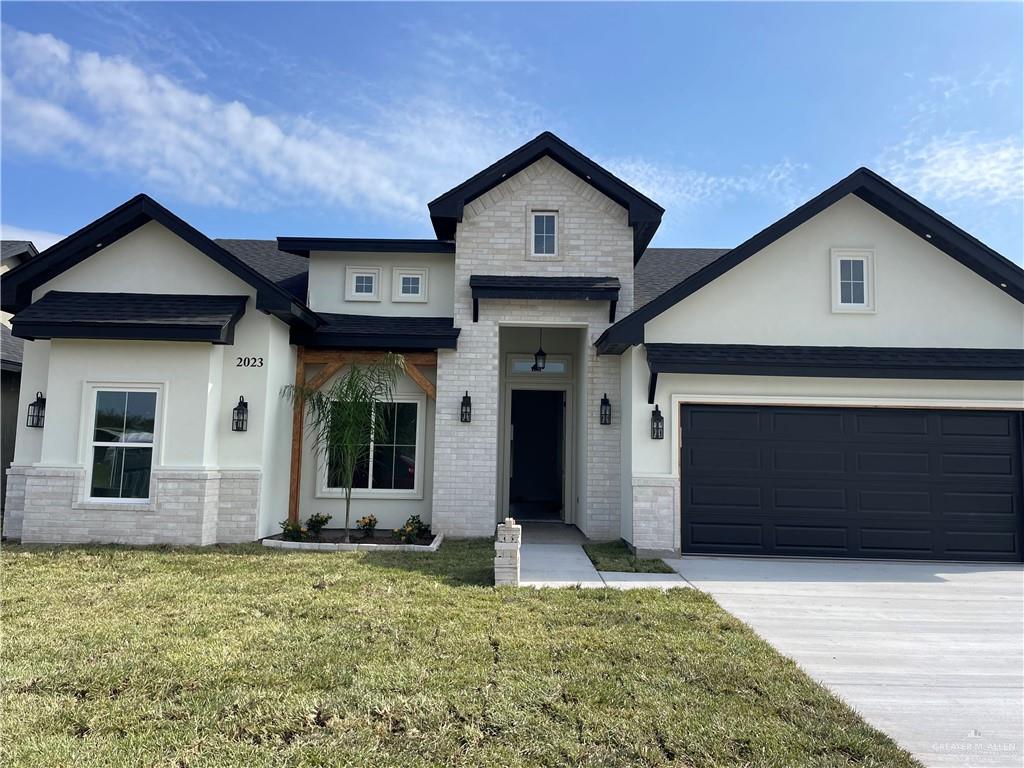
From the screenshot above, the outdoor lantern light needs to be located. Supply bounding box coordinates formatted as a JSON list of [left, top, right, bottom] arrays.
[[231, 396, 249, 432], [460, 391, 472, 423], [531, 328, 547, 372], [600, 393, 612, 425], [651, 404, 665, 440], [26, 391, 45, 428]]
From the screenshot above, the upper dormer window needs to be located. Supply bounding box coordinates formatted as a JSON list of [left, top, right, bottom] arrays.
[[345, 267, 381, 301], [392, 267, 428, 302], [830, 249, 875, 313], [532, 212, 557, 257]]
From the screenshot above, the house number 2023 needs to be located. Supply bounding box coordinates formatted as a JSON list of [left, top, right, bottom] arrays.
[[236, 356, 264, 367]]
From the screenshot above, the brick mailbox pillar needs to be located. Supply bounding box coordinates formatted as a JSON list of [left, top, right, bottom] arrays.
[[494, 517, 522, 586]]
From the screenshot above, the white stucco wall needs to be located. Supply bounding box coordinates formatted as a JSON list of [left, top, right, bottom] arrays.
[[646, 195, 1024, 348], [307, 251, 455, 317], [432, 155, 633, 539]]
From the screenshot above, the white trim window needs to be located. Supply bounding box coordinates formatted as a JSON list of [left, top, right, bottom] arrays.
[[345, 266, 381, 301], [89, 389, 158, 500], [831, 248, 875, 312], [531, 211, 558, 257], [392, 267, 428, 302], [322, 396, 425, 498]]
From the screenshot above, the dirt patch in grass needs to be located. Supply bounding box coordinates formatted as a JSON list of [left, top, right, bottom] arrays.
[[583, 539, 676, 573], [1, 540, 919, 768]]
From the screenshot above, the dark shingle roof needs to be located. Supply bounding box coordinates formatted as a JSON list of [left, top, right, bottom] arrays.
[[1, 324, 23, 370], [295, 313, 460, 350], [11, 292, 248, 344], [645, 343, 1024, 380], [634, 248, 730, 309], [1, 240, 38, 266], [469, 275, 620, 299], [215, 239, 309, 303]]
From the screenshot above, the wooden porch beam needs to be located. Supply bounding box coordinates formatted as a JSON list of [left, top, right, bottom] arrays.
[[300, 349, 437, 366], [305, 361, 345, 392], [402, 362, 436, 400], [287, 347, 306, 524]]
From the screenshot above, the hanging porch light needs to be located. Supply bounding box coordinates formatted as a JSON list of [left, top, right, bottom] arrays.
[[531, 328, 547, 372]]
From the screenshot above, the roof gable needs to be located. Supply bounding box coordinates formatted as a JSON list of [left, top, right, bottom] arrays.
[[428, 132, 664, 262], [0, 195, 319, 328], [597, 167, 1024, 354]]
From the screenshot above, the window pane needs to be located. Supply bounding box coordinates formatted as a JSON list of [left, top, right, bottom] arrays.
[[401, 276, 420, 295], [372, 445, 396, 489], [394, 446, 416, 490], [534, 233, 546, 253], [851, 260, 864, 281], [394, 402, 417, 445], [840, 282, 852, 304], [851, 283, 865, 304], [840, 259, 852, 280], [344, 453, 370, 489], [375, 403, 397, 446], [91, 446, 151, 498], [94, 391, 127, 442], [354, 275, 374, 294], [125, 392, 156, 443]]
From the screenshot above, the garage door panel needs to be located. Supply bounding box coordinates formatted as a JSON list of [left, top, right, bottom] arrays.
[[681, 405, 1023, 562], [685, 407, 762, 436]]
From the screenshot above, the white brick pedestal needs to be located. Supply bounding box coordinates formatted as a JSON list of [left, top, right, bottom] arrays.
[[494, 517, 522, 586], [631, 476, 680, 557]]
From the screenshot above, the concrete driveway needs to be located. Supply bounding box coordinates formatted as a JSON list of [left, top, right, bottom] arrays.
[[665, 556, 1024, 768]]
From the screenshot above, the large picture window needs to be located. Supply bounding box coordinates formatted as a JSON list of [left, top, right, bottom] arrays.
[[326, 400, 420, 493], [90, 390, 157, 499]]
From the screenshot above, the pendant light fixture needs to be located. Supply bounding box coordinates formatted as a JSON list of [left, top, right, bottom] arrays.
[[531, 328, 547, 372]]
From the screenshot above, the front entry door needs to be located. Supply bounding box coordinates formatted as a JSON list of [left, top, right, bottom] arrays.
[[509, 389, 564, 521]]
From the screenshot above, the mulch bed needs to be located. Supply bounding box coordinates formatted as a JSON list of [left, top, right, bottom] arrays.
[[267, 529, 435, 546]]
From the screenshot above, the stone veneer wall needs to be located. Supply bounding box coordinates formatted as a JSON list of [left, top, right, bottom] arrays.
[[630, 476, 680, 555], [432, 156, 633, 540], [2, 465, 28, 539], [5, 465, 260, 545]]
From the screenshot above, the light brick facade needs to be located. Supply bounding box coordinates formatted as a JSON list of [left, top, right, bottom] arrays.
[[432, 156, 633, 540], [630, 477, 679, 555]]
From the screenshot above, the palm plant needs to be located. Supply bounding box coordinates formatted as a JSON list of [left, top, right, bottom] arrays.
[[282, 354, 402, 542]]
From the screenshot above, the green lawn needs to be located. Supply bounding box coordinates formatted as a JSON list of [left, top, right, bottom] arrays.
[[1, 540, 918, 768], [583, 540, 676, 573]]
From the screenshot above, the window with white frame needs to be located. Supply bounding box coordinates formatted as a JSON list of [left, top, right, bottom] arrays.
[[345, 267, 381, 301], [325, 399, 421, 494], [392, 267, 428, 302], [532, 211, 557, 256], [90, 390, 157, 499], [831, 248, 875, 312]]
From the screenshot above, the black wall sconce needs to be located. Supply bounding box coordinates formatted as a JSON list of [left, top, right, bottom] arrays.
[[651, 404, 664, 440], [26, 391, 46, 428], [600, 393, 611, 425], [231, 396, 249, 432], [460, 391, 472, 423]]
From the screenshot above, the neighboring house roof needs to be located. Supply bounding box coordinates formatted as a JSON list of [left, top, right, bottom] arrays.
[[645, 343, 1024, 383], [277, 238, 455, 256], [0, 195, 319, 329], [215, 239, 310, 304], [10, 292, 249, 345], [1, 240, 38, 267], [292, 313, 460, 350], [428, 132, 664, 262], [597, 167, 1024, 354], [1, 324, 23, 371], [633, 248, 730, 309]]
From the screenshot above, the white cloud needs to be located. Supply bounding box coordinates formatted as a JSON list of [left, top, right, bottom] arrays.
[[0, 224, 64, 251], [879, 133, 1023, 207]]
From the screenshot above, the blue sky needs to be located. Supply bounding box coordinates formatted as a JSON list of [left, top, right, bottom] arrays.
[[2, 2, 1022, 263]]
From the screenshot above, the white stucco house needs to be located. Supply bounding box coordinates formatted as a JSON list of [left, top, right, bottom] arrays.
[[2, 132, 1022, 561]]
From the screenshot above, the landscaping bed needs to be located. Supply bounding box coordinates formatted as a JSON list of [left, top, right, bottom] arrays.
[[1, 540, 919, 768], [263, 529, 441, 552], [584, 539, 676, 573]]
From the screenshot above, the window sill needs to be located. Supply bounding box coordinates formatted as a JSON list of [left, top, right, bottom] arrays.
[[831, 306, 876, 314], [316, 489, 423, 501], [526, 252, 562, 262], [73, 499, 155, 512], [393, 295, 428, 303]]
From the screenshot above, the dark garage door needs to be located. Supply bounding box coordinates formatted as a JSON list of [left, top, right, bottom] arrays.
[[680, 405, 1023, 562]]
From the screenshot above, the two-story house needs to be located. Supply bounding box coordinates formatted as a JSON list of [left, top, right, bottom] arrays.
[[3, 132, 1023, 561]]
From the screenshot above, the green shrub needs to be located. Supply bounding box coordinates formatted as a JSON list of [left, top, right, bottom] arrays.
[[279, 520, 306, 541], [393, 514, 429, 544], [305, 513, 332, 540]]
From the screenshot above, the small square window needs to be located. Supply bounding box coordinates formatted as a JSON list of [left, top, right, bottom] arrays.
[[532, 212, 557, 256], [354, 275, 375, 294], [831, 249, 875, 313], [346, 267, 381, 301], [392, 267, 428, 302], [401, 275, 420, 295]]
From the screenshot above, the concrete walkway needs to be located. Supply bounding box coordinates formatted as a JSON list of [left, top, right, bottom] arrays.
[[518, 523, 688, 589], [666, 555, 1024, 768]]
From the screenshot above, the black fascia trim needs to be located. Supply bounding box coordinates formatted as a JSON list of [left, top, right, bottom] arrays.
[[644, 344, 1024, 381], [277, 238, 456, 257], [291, 329, 460, 351], [427, 132, 663, 261], [596, 167, 1024, 355], [12, 320, 241, 345], [1, 195, 322, 329]]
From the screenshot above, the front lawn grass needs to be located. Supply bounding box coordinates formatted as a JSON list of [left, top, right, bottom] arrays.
[[1, 540, 918, 768], [583, 539, 676, 573]]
